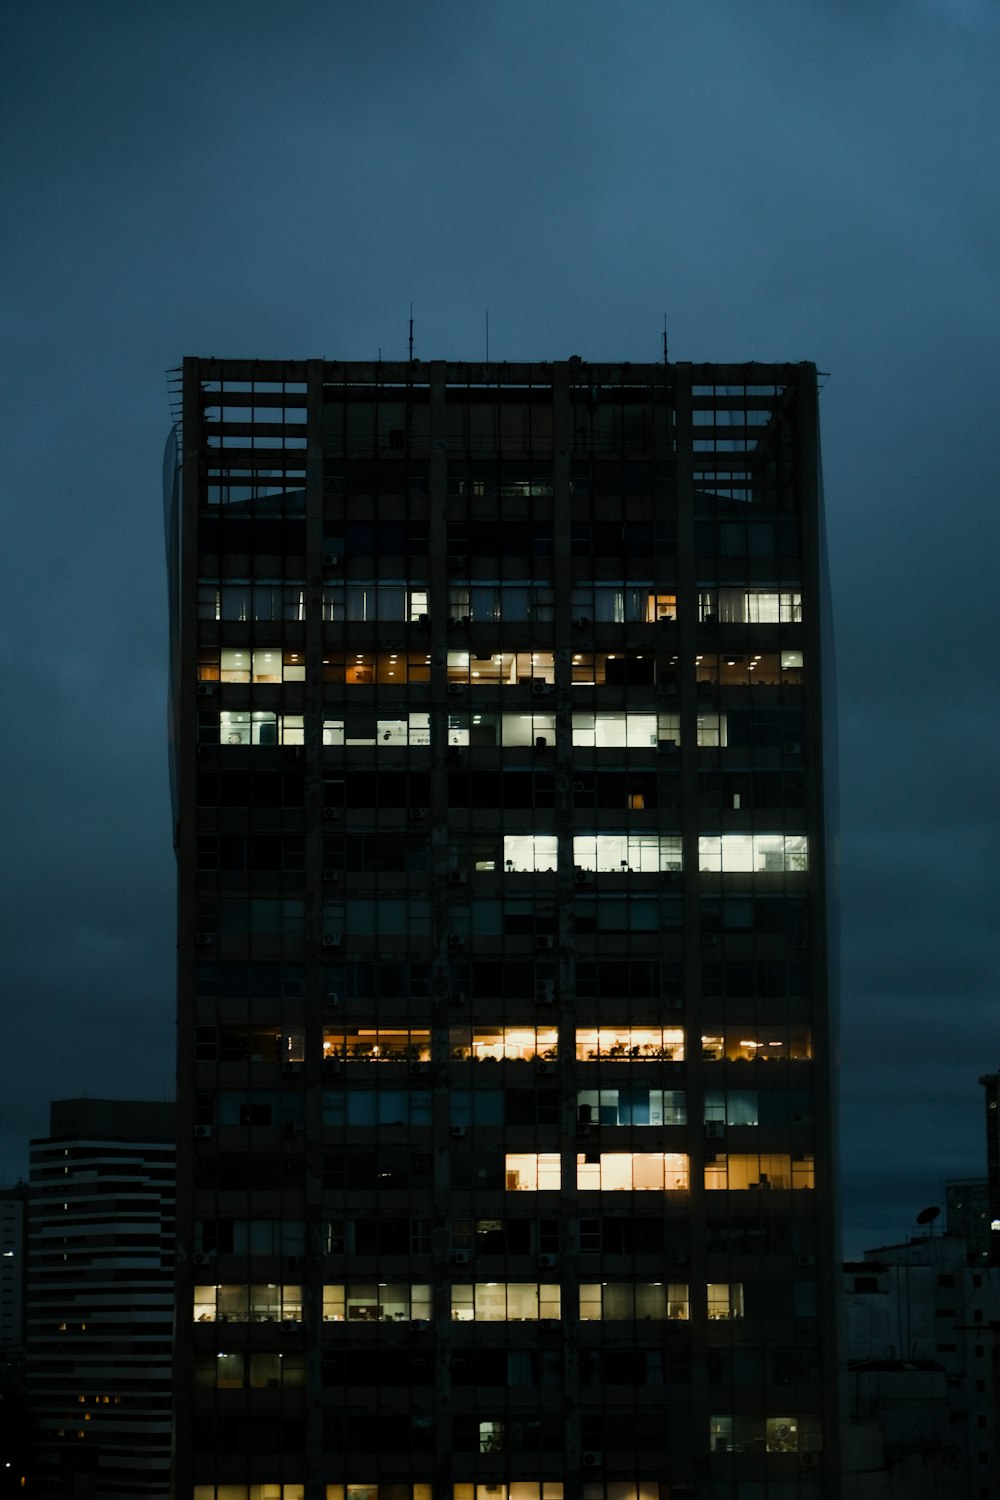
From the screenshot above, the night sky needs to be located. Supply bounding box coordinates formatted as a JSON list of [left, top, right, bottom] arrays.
[[3, 0, 998, 1257]]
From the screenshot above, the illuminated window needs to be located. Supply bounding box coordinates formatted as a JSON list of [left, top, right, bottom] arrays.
[[575, 1027, 684, 1062], [699, 589, 802, 624], [450, 1027, 557, 1062], [503, 836, 558, 873], [645, 593, 677, 623], [579, 1284, 686, 1320], [217, 711, 303, 746], [323, 1027, 431, 1063], [573, 835, 681, 873], [450, 1284, 561, 1321], [322, 1285, 431, 1322], [707, 1283, 744, 1319], [576, 1152, 689, 1191], [572, 713, 676, 749], [704, 1154, 814, 1190], [698, 834, 807, 873], [505, 1154, 561, 1191], [701, 1028, 811, 1062]]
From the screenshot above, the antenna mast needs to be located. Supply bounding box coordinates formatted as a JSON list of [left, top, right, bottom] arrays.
[[662, 315, 669, 365], [485, 310, 489, 363], [408, 304, 414, 362]]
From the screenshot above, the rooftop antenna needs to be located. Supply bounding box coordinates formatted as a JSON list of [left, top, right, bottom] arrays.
[[408, 303, 414, 362], [662, 315, 669, 364], [485, 309, 489, 363]]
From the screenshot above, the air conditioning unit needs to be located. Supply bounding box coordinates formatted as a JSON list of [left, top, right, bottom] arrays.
[[450, 991, 467, 1005], [322, 934, 342, 948], [322, 869, 341, 884], [193, 1250, 215, 1266], [323, 806, 342, 821], [283, 1061, 302, 1074], [322, 552, 340, 566], [450, 1249, 471, 1265], [705, 1121, 725, 1139], [194, 1125, 213, 1140], [538, 1253, 558, 1269], [450, 1125, 467, 1139], [195, 932, 214, 947], [532, 681, 553, 696], [535, 935, 554, 951], [448, 935, 466, 950], [535, 981, 555, 1004], [537, 1061, 556, 1076], [658, 682, 678, 696], [325, 992, 339, 1007], [197, 683, 215, 697], [281, 1318, 299, 1332], [410, 1318, 430, 1331], [582, 1452, 603, 1469], [448, 683, 463, 695], [701, 931, 718, 946], [410, 1061, 430, 1075], [409, 807, 429, 821], [448, 870, 467, 886], [574, 869, 593, 885]]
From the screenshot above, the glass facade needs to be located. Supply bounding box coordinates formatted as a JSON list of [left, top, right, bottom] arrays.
[[169, 358, 838, 1499]]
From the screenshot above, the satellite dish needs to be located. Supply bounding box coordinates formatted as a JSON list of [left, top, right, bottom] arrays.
[[916, 1206, 941, 1226]]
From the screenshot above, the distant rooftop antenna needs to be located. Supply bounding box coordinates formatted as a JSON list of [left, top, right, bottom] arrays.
[[408, 303, 414, 362], [485, 309, 489, 363], [662, 315, 669, 364]]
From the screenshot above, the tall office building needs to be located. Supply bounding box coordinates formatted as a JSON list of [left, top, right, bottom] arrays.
[[167, 357, 839, 1500], [25, 1099, 175, 1498]]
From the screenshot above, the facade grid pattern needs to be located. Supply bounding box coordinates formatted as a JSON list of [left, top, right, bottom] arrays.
[[168, 357, 839, 1500]]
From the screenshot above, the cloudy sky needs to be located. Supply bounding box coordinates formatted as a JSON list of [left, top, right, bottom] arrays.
[[2, 0, 998, 1255]]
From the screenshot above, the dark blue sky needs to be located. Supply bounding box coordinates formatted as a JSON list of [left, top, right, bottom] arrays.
[[2, 0, 998, 1256]]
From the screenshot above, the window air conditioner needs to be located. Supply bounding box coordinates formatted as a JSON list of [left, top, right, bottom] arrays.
[[450, 1125, 467, 1139], [582, 1453, 603, 1469], [450, 1250, 471, 1265], [322, 934, 342, 948], [197, 683, 215, 697]]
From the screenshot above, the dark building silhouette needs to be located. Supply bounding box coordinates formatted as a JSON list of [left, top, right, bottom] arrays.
[[25, 1099, 175, 1498], [166, 356, 840, 1499]]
